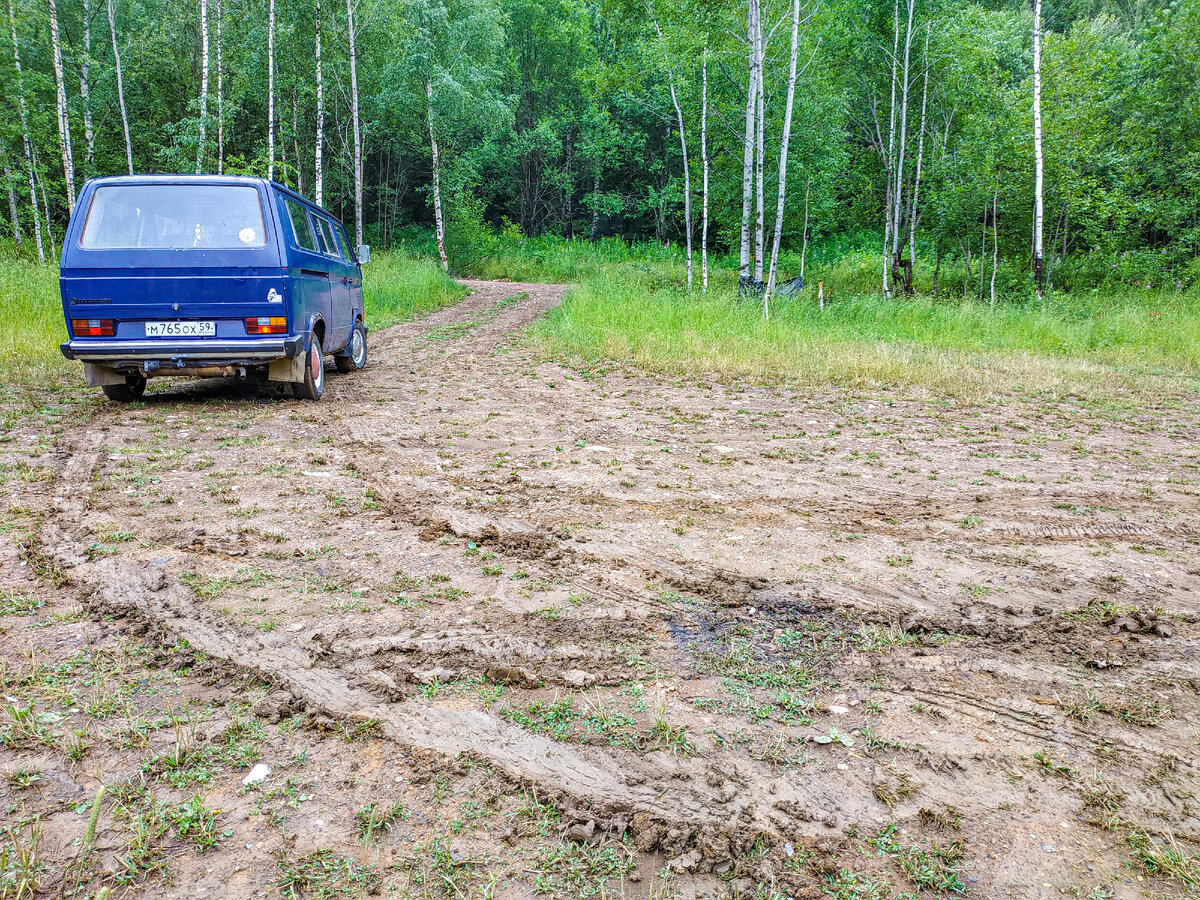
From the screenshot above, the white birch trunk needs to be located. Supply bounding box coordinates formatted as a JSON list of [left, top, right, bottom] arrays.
[[883, 0, 898, 297], [48, 0, 76, 212], [907, 24, 929, 280], [1032, 0, 1044, 295], [700, 47, 709, 291], [990, 182, 998, 307], [589, 173, 600, 240], [753, 8, 765, 287], [108, 0, 133, 174], [35, 152, 56, 261], [427, 81, 448, 272], [314, 0, 324, 205], [765, 0, 803, 314], [216, 0, 223, 173], [653, 20, 692, 289], [2, 147, 22, 245], [348, 0, 362, 244], [79, 0, 95, 171], [739, 0, 758, 284], [197, 0, 209, 173], [890, 0, 914, 285], [267, 0, 276, 180], [7, 0, 43, 259]]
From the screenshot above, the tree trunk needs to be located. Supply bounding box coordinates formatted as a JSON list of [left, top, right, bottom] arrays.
[[653, 20, 691, 289], [765, 0, 803, 314], [216, 0, 223, 172], [78, 0, 95, 173], [7, 0, 44, 259], [267, 0, 276, 179], [739, 0, 759, 288], [2, 146, 22, 246], [107, 0, 133, 173], [753, 6, 766, 287], [589, 173, 600, 240], [906, 24, 929, 292], [883, 0, 899, 297], [890, 0, 914, 294], [36, 153, 56, 261], [347, 0, 362, 244], [48, 0, 76, 211], [293, 91, 303, 193], [700, 46, 709, 291], [427, 81, 448, 272], [932, 241, 942, 296], [197, 0, 209, 173], [799, 178, 811, 283], [1032, 0, 1044, 295], [314, 0, 323, 205], [990, 181, 999, 308]]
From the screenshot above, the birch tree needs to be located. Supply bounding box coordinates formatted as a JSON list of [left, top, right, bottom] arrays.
[[906, 25, 930, 277], [652, 18, 692, 289], [881, 0, 899, 297], [738, 0, 759, 289], [427, 81, 448, 270], [700, 47, 709, 291], [78, 0, 95, 172], [216, 0, 223, 173], [7, 0, 44, 259], [347, 0, 362, 244], [107, 0, 133, 173], [764, 0, 805, 313], [888, 0, 914, 294], [314, 0, 324, 205], [197, 0, 209, 173], [752, 7, 766, 288], [47, 0, 76, 211], [1032, 0, 1044, 295], [267, 0, 276, 180]]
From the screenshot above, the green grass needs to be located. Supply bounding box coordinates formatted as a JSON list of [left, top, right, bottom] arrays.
[[520, 249, 1200, 402], [362, 250, 467, 328]]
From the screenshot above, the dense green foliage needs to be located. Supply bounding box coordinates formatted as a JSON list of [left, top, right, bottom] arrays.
[[2, 0, 1200, 298]]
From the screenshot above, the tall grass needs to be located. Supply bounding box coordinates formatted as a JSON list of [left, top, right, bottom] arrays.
[[511, 241, 1200, 403], [363, 251, 466, 328]]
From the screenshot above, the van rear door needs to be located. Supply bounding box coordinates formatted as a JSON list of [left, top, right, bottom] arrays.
[[61, 181, 288, 340]]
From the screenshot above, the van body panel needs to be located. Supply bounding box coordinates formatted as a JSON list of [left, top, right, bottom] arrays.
[[58, 174, 365, 392]]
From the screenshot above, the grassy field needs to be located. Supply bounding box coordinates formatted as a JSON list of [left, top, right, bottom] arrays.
[[454, 235, 1200, 403]]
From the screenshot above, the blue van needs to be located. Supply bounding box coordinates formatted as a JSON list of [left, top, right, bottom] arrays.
[[58, 174, 369, 401]]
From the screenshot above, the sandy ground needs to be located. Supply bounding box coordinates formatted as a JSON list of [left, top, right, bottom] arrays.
[[1, 280, 1198, 900]]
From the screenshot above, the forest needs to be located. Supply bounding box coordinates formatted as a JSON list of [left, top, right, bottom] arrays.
[[3, 0, 1200, 306]]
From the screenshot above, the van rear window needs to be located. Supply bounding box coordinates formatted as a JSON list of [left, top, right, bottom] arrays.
[[80, 184, 267, 249]]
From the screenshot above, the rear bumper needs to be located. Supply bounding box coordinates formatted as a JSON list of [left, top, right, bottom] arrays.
[[61, 336, 301, 363]]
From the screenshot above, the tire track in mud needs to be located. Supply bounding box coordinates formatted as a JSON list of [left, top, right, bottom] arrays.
[[41, 287, 866, 865]]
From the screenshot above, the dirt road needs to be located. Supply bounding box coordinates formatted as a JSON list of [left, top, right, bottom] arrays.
[[3, 281, 1198, 899]]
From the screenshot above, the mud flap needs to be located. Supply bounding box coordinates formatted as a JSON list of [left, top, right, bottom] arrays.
[[82, 362, 125, 387], [268, 353, 307, 384]]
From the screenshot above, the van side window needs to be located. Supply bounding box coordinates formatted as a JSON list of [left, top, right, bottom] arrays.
[[315, 216, 341, 260], [335, 223, 356, 263], [285, 200, 318, 252]]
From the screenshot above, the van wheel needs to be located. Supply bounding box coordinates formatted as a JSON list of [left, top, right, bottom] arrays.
[[292, 335, 325, 400], [102, 375, 147, 402], [335, 321, 367, 373]]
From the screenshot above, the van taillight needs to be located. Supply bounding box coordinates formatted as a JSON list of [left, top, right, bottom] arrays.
[[72, 318, 114, 336], [246, 316, 287, 335]]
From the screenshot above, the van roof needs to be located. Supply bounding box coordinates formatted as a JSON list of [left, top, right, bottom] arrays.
[[82, 174, 343, 224]]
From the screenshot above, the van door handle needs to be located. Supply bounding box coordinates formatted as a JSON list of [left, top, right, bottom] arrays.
[[301, 269, 328, 278]]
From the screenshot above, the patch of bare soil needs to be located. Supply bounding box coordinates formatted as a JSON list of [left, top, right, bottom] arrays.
[[2, 279, 1199, 899]]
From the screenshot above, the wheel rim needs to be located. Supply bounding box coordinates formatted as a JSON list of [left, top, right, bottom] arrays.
[[351, 328, 365, 366], [311, 344, 324, 390]]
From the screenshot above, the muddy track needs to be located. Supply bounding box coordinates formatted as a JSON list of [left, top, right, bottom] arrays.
[[36, 279, 1200, 894]]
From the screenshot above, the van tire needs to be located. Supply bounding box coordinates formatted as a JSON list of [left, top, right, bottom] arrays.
[[102, 375, 147, 402], [292, 335, 325, 400], [335, 321, 367, 373]]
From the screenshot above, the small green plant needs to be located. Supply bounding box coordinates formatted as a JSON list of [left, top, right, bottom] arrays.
[[898, 840, 967, 893], [532, 841, 635, 897], [355, 800, 407, 845], [277, 849, 380, 899]]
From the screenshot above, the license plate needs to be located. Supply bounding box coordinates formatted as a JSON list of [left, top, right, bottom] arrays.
[[145, 321, 215, 338]]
